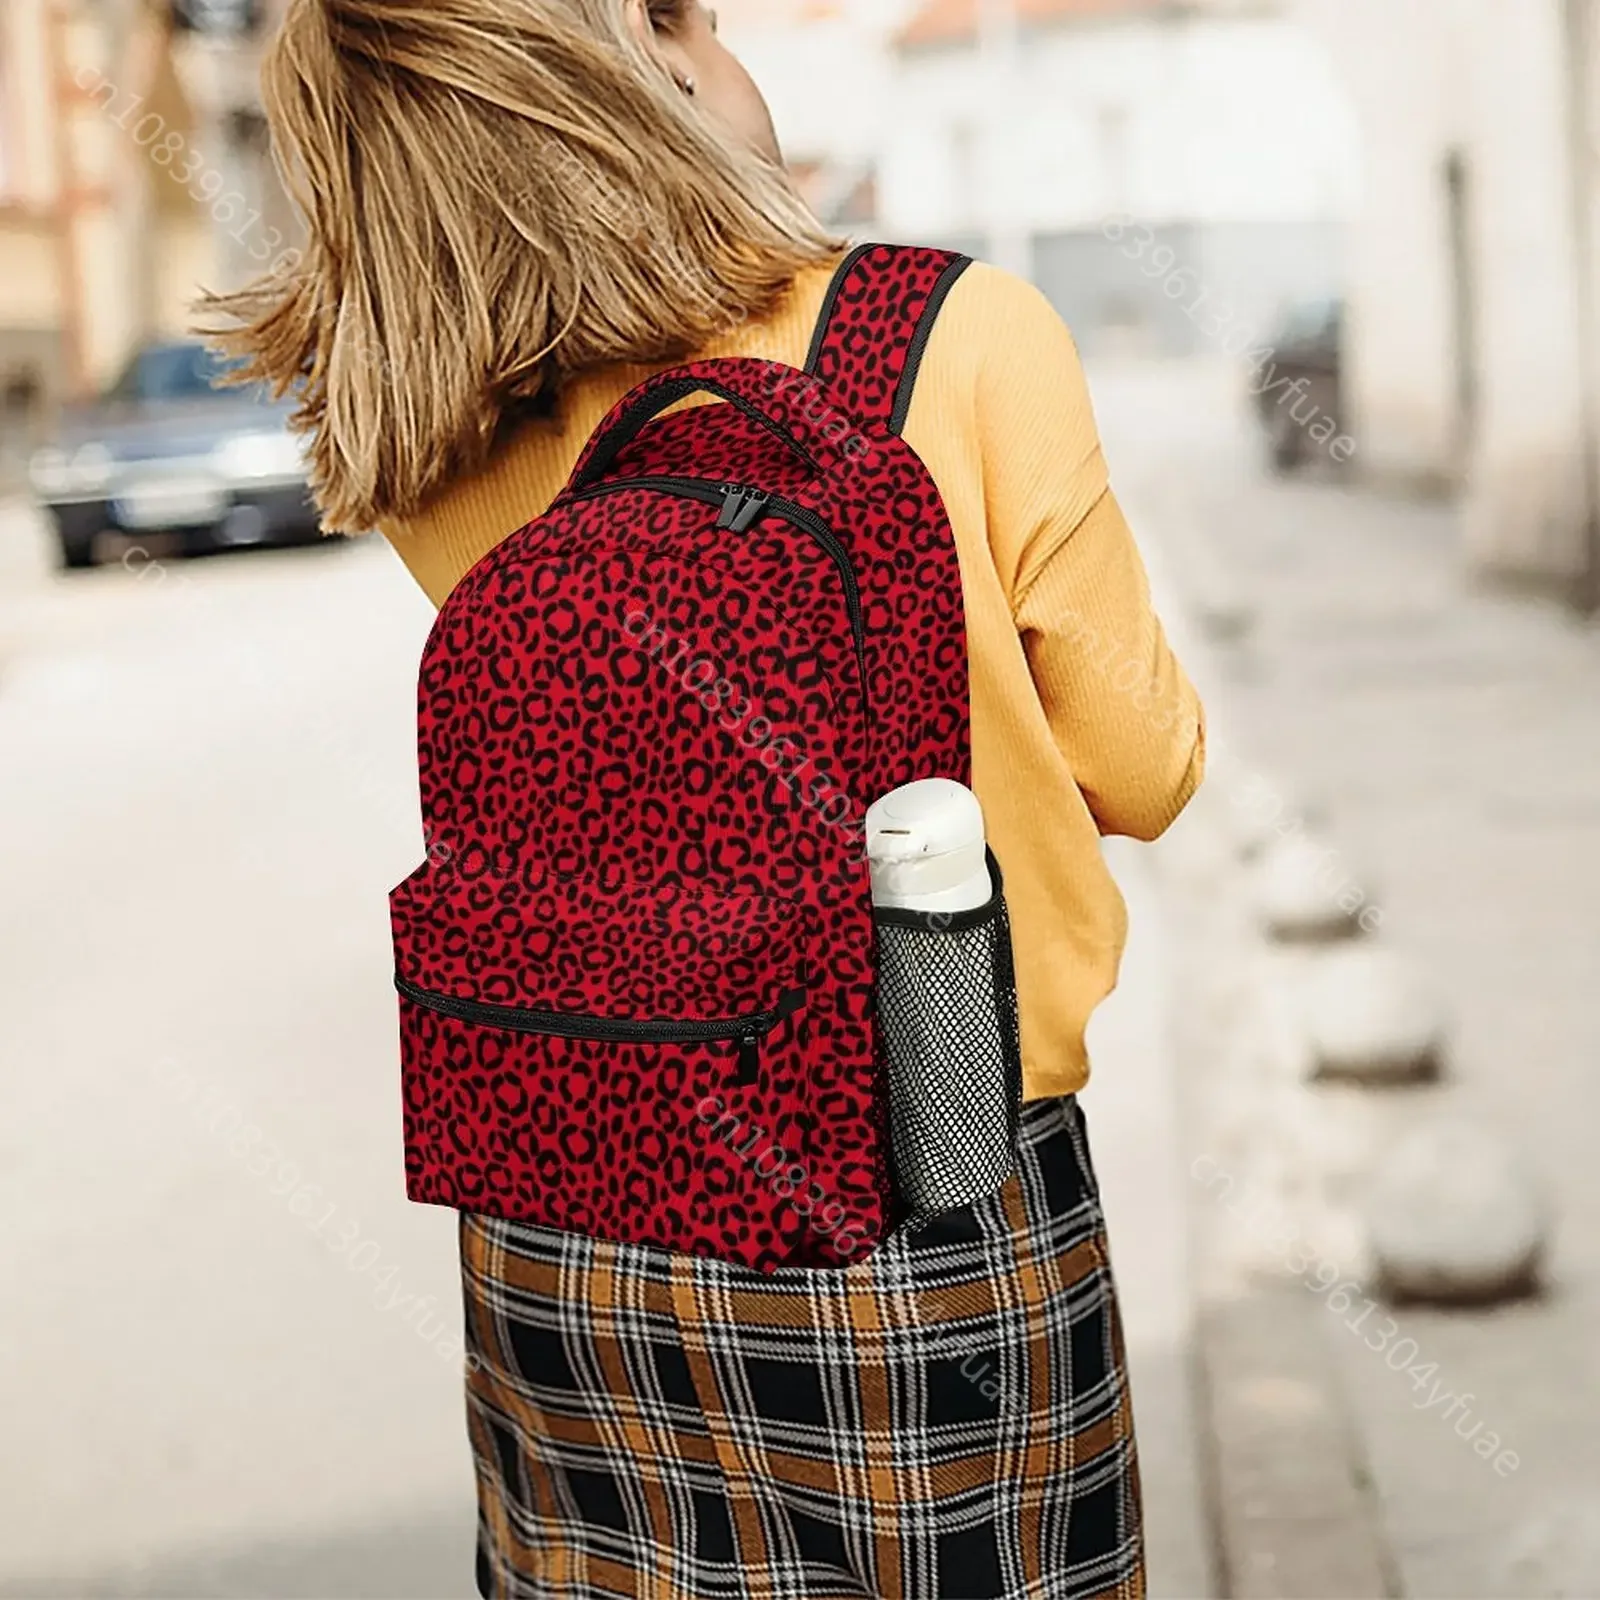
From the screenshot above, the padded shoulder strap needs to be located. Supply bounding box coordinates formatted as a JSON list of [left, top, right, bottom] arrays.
[[804, 242, 973, 437]]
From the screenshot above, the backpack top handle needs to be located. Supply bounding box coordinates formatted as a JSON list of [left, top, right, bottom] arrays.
[[564, 360, 846, 498], [563, 244, 973, 501]]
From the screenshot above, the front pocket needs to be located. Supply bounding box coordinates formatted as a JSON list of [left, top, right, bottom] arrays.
[[392, 978, 808, 1086], [391, 864, 817, 1270], [874, 852, 1024, 1220]]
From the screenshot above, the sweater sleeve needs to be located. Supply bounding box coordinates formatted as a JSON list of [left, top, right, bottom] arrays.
[[974, 274, 1205, 841]]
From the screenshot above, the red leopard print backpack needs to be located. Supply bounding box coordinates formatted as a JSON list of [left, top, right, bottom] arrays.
[[390, 243, 1011, 1272]]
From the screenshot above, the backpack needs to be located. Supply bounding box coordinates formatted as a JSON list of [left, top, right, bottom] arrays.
[[389, 243, 1019, 1272]]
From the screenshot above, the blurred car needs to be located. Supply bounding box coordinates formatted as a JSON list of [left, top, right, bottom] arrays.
[[28, 340, 319, 569], [1252, 297, 1344, 472]]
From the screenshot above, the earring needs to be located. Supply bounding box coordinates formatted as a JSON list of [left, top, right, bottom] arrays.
[[677, 73, 697, 97]]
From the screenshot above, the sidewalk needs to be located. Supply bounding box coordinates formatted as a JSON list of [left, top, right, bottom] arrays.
[[1093, 356, 1600, 1600]]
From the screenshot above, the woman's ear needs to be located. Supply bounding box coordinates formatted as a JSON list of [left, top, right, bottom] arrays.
[[622, 0, 654, 51], [623, 0, 682, 84]]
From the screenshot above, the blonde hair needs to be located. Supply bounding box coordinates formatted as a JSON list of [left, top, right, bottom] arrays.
[[200, 0, 840, 531]]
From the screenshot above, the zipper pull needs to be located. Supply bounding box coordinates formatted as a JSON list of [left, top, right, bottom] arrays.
[[717, 486, 749, 529], [735, 1031, 761, 1087], [730, 490, 771, 533]]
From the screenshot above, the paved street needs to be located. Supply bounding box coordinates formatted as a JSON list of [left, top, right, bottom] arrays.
[[0, 516, 479, 1596]]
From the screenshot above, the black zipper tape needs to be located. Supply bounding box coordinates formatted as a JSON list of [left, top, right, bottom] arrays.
[[568, 475, 867, 687], [889, 255, 973, 437], [395, 974, 808, 1084]]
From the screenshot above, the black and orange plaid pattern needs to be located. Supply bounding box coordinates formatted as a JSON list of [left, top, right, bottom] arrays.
[[460, 1096, 1143, 1599]]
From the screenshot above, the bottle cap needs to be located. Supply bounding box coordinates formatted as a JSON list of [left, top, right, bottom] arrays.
[[866, 778, 985, 865], [866, 779, 991, 913]]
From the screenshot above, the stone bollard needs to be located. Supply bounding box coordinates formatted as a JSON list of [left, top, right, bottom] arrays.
[[1163, 492, 1255, 646], [1363, 1119, 1548, 1305], [1297, 943, 1445, 1085], [1221, 780, 1286, 864], [1255, 831, 1373, 943], [1210, 758, 1315, 865], [1500, 1499, 1600, 1600], [1193, 582, 1255, 648]]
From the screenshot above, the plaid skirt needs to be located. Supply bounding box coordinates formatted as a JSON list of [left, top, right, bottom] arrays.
[[460, 1096, 1143, 1600]]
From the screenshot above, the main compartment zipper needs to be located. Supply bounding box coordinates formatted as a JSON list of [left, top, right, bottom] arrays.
[[567, 475, 867, 686], [394, 974, 808, 1086]]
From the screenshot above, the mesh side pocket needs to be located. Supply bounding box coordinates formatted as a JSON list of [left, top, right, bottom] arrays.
[[874, 853, 1023, 1220]]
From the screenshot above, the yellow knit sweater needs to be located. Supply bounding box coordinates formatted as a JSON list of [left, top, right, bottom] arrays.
[[381, 257, 1204, 1099]]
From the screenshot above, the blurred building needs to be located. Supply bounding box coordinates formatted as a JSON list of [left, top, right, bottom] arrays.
[[717, 0, 911, 231], [0, 0, 102, 456], [164, 0, 300, 296], [1301, 0, 1600, 599], [880, 0, 1358, 354], [0, 0, 294, 458], [1, 0, 180, 418]]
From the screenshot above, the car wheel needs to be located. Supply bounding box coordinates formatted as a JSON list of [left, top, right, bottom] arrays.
[[180, 524, 221, 559], [57, 529, 97, 570]]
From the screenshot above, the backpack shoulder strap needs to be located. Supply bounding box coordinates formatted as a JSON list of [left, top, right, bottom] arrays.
[[803, 242, 973, 438]]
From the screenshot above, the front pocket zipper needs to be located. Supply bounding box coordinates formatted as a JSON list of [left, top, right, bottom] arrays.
[[394, 973, 809, 1087], [567, 475, 867, 691]]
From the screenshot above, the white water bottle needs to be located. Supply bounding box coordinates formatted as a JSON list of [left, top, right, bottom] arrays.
[[866, 779, 992, 915], [867, 779, 1016, 1217]]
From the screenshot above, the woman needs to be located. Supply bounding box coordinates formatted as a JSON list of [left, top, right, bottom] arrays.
[[210, 2, 1204, 1595]]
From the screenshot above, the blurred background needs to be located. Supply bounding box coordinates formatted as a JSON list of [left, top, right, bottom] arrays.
[[1, 0, 1597, 1596]]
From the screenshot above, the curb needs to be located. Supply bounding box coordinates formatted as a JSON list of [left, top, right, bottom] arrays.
[[1197, 1290, 1399, 1600]]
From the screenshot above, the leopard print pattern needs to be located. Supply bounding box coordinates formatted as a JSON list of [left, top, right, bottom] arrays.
[[392, 862, 811, 1017], [808, 243, 972, 431], [401, 1015, 814, 1263], [397, 248, 972, 1270], [394, 863, 816, 1268]]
